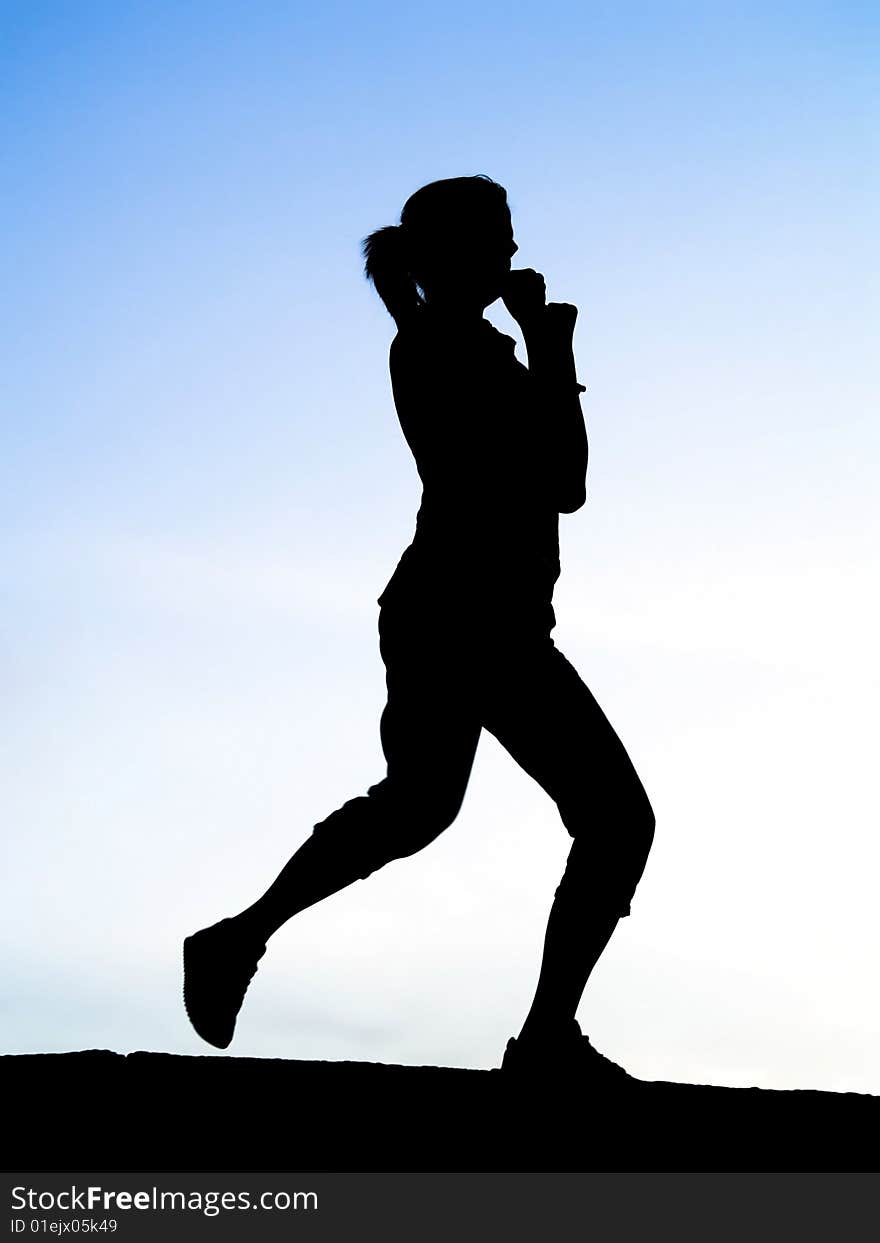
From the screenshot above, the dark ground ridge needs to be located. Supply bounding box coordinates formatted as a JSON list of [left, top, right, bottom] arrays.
[[2, 1050, 876, 1172]]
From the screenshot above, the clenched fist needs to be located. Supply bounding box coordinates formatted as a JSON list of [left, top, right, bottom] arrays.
[[502, 269, 577, 344], [501, 268, 546, 327], [544, 300, 578, 344]]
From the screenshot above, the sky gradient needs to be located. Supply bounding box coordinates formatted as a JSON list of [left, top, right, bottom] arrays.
[[2, 1, 878, 1092]]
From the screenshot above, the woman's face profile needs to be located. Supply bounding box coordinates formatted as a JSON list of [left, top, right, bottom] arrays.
[[424, 203, 518, 311], [463, 204, 518, 308]]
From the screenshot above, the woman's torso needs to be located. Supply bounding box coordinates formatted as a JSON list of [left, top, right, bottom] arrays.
[[378, 309, 560, 635]]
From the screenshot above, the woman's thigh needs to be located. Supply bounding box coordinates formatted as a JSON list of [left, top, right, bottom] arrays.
[[479, 638, 652, 836], [376, 605, 483, 830]]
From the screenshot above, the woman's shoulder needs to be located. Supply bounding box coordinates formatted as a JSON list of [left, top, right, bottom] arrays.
[[394, 310, 515, 345], [389, 312, 519, 383]]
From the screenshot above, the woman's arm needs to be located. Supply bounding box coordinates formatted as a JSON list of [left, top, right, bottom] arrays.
[[503, 272, 589, 514], [523, 307, 588, 513]]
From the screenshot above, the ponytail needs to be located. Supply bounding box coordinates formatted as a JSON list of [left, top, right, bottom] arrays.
[[362, 224, 422, 327]]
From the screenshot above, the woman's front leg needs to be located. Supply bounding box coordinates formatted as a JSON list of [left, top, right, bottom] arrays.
[[482, 639, 655, 1042]]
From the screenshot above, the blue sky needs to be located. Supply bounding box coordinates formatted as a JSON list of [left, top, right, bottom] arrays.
[[2, 1, 878, 1092]]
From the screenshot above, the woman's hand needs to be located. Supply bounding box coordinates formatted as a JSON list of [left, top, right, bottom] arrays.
[[501, 268, 547, 329], [544, 300, 578, 343], [503, 270, 578, 346]]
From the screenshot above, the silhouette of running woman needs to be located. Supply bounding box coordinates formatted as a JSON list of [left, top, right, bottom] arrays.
[[184, 175, 655, 1078]]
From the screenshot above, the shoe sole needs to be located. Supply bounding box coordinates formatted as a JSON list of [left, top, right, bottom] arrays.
[[182, 935, 233, 1049]]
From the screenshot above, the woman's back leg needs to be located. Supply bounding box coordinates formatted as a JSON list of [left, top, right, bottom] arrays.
[[183, 617, 482, 1047]]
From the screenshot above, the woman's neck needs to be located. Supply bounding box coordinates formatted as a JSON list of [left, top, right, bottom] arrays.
[[423, 292, 488, 326]]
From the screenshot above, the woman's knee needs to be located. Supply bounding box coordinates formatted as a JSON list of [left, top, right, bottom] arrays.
[[558, 774, 655, 853], [310, 779, 464, 867], [617, 783, 656, 864], [633, 786, 656, 852], [387, 785, 466, 857], [555, 796, 655, 920]]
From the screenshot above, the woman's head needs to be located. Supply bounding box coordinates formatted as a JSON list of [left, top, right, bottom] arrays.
[[363, 175, 516, 325]]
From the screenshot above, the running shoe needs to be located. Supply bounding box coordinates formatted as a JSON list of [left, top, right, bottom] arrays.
[[183, 918, 266, 1049], [500, 1018, 631, 1085]]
